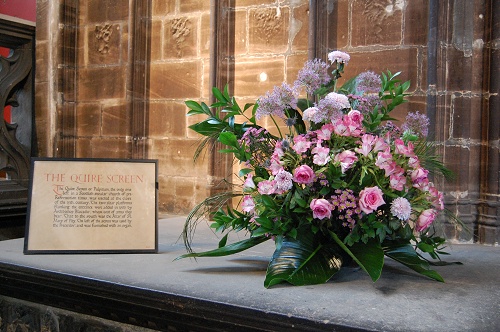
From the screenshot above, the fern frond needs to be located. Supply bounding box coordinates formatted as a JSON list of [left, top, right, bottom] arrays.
[[182, 191, 241, 254], [414, 140, 454, 181]]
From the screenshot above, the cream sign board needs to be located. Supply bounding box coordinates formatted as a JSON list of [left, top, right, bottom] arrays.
[[24, 158, 158, 254]]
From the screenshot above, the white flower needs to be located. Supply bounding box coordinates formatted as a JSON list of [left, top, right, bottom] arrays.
[[390, 197, 412, 221]]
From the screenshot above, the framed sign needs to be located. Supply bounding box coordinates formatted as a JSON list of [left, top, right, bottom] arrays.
[[24, 158, 158, 254]]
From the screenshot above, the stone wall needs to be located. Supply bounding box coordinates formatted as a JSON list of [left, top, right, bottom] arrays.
[[34, 0, 499, 244]]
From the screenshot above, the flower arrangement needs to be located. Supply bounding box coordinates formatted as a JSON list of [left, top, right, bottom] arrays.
[[177, 51, 459, 287]]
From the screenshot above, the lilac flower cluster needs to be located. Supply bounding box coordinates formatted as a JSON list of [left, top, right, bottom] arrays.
[[348, 94, 383, 115], [402, 111, 430, 138], [303, 92, 350, 123], [256, 83, 298, 120], [330, 189, 361, 228], [355, 71, 382, 94], [294, 58, 331, 95]]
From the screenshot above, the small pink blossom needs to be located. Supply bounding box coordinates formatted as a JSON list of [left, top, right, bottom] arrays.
[[312, 144, 331, 166], [333, 118, 349, 136], [389, 173, 406, 191], [428, 185, 445, 210], [243, 173, 255, 190], [242, 195, 255, 213], [292, 135, 311, 154], [411, 167, 429, 188], [375, 150, 394, 170], [416, 209, 437, 232], [316, 124, 335, 141], [258, 180, 277, 195], [269, 156, 283, 175], [373, 137, 389, 152], [310, 198, 334, 220], [408, 156, 420, 169], [355, 134, 377, 156], [359, 186, 386, 214], [334, 150, 358, 173], [293, 165, 316, 184], [394, 139, 415, 157]]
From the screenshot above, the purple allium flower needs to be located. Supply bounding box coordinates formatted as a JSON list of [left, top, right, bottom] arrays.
[[256, 83, 298, 120], [402, 111, 430, 137], [356, 71, 382, 94], [294, 58, 331, 95], [328, 50, 350, 65], [311, 92, 350, 123], [390, 197, 412, 221]]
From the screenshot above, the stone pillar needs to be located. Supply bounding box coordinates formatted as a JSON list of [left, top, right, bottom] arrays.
[[430, 0, 498, 243], [477, 0, 500, 244]]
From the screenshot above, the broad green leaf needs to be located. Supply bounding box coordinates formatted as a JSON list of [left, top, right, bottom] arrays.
[[384, 243, 444, 282], [264, 231, 343, 288], [329, 231, 384, 282], [175, 235, 269, 260], [188, 121, 225, 136], [218, 131, 238, 147], [238, 168, 253, 177]]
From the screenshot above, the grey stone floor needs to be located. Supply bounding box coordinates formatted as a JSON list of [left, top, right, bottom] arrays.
[[0, 216, 499, 331]]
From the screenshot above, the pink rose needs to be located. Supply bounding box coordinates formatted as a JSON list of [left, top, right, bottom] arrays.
[[241, 195, 255, 213], [359, 186, 386, 214], [334, 150, 358, 173], [416, 209, 437, 231], [310, 198, 333, 220], [293, 165, 316, 184], [348, 109, 363, 126]]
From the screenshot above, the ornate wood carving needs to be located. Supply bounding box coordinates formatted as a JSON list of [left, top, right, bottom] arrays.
[[0, 18, 35, 226]]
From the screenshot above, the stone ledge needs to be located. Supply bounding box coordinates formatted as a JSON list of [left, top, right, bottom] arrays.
[[0, 216, 499, 331]]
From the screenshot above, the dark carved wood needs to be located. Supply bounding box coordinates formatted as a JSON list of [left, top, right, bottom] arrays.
[[0, 262, 361, 331], [0, 18, 35, 230], [131, 0, 152, 159], [207, 0, 235, 198]]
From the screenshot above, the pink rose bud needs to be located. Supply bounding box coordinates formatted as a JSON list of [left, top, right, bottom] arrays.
[[416, 209, 437, 232], [310, 198, 333, 220]]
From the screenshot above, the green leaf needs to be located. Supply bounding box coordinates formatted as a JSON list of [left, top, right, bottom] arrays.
[[175, 235, 269, 260], [384, 243, 444, 282], [218, 233, 229, 248], [264, 231, 343, 288], [329, 231, 384, 282], [212, 87, 228, 103], [218, 131, 238, 147], [188, 120, 226, 136], [185, 100, 210, 115]]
